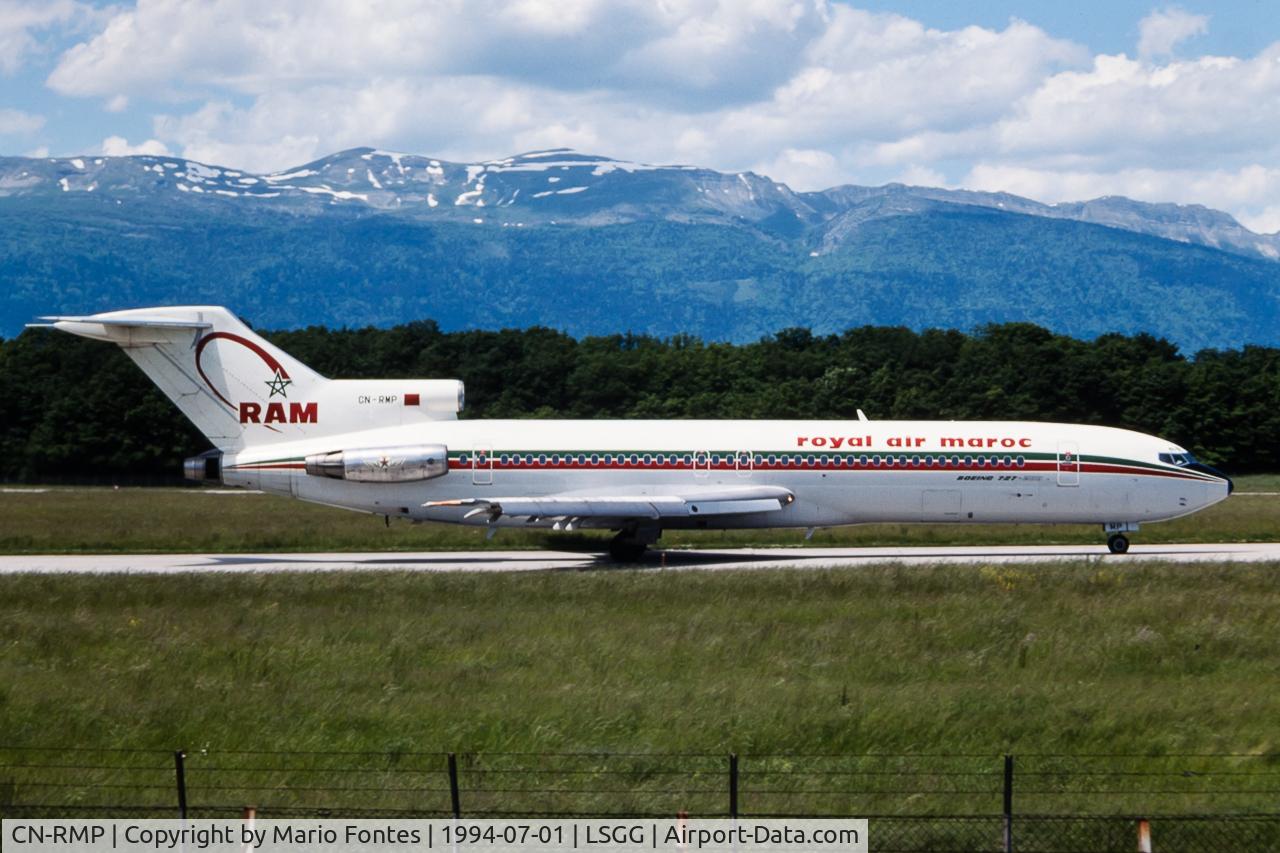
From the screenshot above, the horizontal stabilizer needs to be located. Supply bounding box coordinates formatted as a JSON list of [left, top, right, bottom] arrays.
[[34, 313, 213, 345], [37, 314, 213, 328]]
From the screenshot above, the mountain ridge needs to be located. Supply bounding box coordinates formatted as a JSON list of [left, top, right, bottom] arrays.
[[3, 146, 1276, 259], [1, 146, 1278, 352]]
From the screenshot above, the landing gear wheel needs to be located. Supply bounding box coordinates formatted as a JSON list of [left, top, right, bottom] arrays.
[[608, 534, 648, 563], [1107, 533, 1130, 555]]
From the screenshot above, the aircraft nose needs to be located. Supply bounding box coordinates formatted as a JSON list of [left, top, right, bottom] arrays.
[[1188, 462, 1232, 495]]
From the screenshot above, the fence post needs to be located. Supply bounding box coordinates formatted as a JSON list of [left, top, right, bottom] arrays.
[[447, 753, 461, 818], [1137, 818, 1152, 853], [174, 749, 188, 820], [243, 805, 257, 845], [1002, 754, 1013, 853], [729, 753, 739, 819]]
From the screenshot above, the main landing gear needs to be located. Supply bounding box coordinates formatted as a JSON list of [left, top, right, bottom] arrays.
[[609, 536, 648, 562], [608, 526, 660, 563], [1104, 522, 1139, 555]]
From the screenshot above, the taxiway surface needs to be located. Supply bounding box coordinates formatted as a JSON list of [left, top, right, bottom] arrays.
[[1, 542, 1278, 574]]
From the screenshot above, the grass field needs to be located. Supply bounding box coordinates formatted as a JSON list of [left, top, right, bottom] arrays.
[[0, 474, 1276, 554], [2, 562, 1280, 817], [3, 479, 1279, 820]]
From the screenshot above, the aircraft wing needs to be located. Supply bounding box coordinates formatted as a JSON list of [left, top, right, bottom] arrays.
[[425, 485, 795, 521]]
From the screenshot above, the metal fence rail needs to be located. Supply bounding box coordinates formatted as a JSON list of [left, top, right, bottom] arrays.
[[4, 747, 1280, 852]]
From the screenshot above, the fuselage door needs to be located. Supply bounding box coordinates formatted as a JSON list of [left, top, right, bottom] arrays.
[[694, 450, 711, 479], [735, 450, 753, 478], [472, 443, 494, 486], [1057, 440, 1081, 486]]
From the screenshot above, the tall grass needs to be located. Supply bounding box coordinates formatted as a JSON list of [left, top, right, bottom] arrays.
[[3, 563, 1279, 756]]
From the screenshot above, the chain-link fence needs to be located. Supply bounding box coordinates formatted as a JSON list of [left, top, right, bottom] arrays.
[[3, 747, 1279, 851]]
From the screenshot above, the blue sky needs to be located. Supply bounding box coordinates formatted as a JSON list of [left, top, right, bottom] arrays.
[[2, 1, 1278, 232], [854, 1, 1275, 57]]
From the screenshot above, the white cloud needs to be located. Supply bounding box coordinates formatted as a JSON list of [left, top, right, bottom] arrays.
[[0, 0, 81, 74], [104, 93, 128, 112], [148, 80, 563, 172], [151, 99, 320, 171], [990, 48, 1280, 172], [100, 135, 171, 157], [862, 128, 992, 167], [895, 165, 949, 188], [512, 122, 602, 157], [0, 107, 45, 134], [715, 13, 1085, 154], [1239, 206, 1280, 236], [964, 163, 1280, 234], [1138, 8, 1209, 59], [45, 0, 827, 107], [749, 148, 849, 191], [608, 0, 829, 105]]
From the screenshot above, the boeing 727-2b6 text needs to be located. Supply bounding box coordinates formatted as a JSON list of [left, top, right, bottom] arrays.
[[37, 307, 1232, 560]]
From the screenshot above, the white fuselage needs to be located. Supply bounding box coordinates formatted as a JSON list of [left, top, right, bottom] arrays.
[[221, 418, 1230, 531]]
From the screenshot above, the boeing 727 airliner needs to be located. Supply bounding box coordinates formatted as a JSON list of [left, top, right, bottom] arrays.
[[37, 307, 1232, 560]]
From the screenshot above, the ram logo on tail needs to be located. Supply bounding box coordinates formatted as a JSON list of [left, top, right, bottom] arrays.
[[192, 330, 321, 426]]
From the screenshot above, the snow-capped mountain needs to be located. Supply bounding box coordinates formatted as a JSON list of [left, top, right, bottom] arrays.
[[1, 147, 1278, 351], [2, 147, 1275, 260]]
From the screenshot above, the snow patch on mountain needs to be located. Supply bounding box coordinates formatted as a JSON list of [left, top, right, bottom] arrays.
[[265, 169, 317, 183]]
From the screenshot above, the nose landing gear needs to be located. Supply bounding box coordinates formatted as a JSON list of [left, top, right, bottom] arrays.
[[1104, 522, 1139, 555]]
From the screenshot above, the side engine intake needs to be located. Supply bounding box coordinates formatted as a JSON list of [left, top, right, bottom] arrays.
[[304, 444, 450, 483]]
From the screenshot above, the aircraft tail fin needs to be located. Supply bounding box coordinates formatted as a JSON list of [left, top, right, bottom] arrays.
[[36, 306, 325, 452], [36, 306, 466, 454]]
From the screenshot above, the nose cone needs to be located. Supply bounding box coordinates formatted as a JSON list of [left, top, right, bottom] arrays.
[[1215, 476, 1233, 500], [1188, 462, 1232, 501]]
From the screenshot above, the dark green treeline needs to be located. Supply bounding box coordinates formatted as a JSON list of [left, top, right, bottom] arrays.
[[1, 321, 1276, 482]]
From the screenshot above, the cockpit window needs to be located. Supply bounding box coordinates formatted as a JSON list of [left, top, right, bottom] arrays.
[[1158, 452, 1196, 466]]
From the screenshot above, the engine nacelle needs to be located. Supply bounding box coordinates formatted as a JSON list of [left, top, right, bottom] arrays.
[[305, 444, 450, 483], [183, 449, 222, 482], [415, 380, 465, 416]]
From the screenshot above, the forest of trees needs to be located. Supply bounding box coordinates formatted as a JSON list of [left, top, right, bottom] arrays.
[[1, 320, 1276, 483]]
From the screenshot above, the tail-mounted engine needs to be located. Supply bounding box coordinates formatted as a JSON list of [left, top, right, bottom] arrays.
[[183, 449, 223, 482], [305, 444, 450, 483]]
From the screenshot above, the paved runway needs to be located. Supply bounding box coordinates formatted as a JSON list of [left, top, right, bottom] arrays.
[[1, 542, 1278, 574]]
